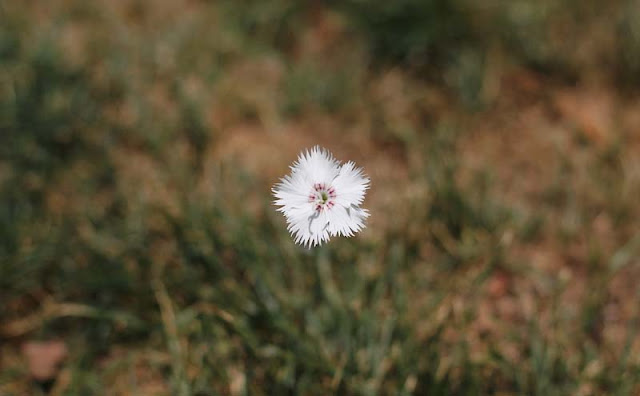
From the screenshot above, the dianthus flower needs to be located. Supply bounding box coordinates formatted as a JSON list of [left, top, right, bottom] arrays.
[[273, 146, 370, 247]]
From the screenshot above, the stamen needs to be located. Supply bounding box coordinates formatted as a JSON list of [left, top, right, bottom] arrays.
[[310, 183, 337, 212]]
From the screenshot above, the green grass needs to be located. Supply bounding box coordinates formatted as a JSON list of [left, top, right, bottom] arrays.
[[2, 1, 640, 395]]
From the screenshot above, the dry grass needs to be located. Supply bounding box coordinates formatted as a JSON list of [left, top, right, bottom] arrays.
[[2, 0, 640, 394]]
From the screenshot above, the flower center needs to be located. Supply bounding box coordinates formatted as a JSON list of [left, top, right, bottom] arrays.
[[309, 182, 336, 212]]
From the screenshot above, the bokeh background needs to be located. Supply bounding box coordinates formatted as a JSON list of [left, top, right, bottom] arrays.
[[2, 0, 640, 394]]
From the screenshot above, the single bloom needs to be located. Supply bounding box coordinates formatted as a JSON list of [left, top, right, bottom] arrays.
[[273, 146, 370, 248]]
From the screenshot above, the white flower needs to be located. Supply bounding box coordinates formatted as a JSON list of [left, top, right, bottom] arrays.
[[273, 146, 370, 248]]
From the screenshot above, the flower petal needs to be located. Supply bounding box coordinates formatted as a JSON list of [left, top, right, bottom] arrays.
[[331, 161, 370, 208], [326, 204, 369, 237]]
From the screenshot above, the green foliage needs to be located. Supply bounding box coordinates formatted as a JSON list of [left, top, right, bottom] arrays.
[[2, 1, 640, 395], [616, 0, 640, 87], [338, 0, 474, 69]]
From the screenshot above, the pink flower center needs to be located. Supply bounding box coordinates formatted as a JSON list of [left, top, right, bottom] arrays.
[[308, 182, 336, 212]]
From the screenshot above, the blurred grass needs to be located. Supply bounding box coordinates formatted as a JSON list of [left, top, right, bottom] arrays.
[[2, 0, 640, 395]]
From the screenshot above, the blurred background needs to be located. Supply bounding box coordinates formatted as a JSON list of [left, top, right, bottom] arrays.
[[2, 0, 640, 394]]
